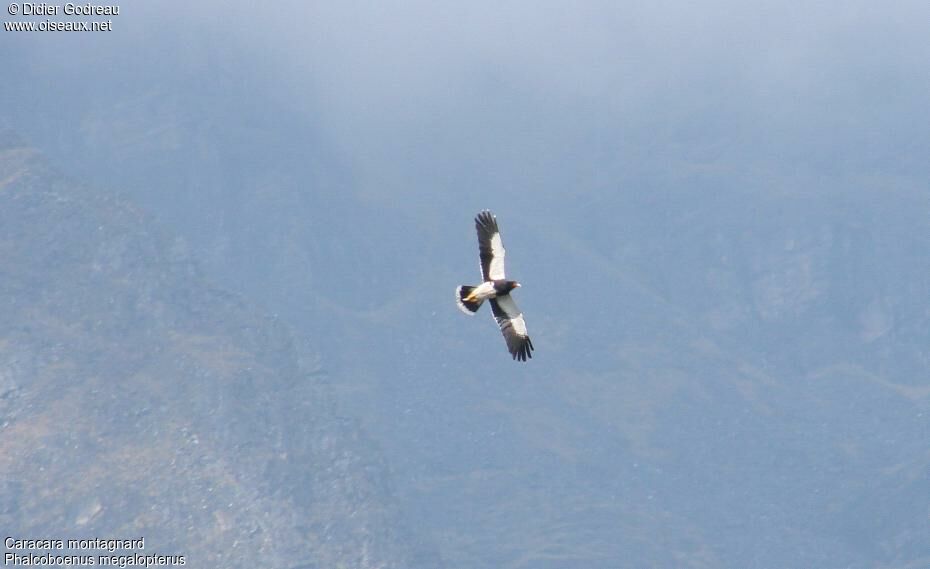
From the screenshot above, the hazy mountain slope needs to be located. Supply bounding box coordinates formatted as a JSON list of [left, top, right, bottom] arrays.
[[5, 88, 929, 566], [0, 133, 439, 569], [3, 16, 929, 567]]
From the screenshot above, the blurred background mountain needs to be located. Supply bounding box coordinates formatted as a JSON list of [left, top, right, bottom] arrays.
[[0, 131, 438, 568], [2, 2, 928, 567]]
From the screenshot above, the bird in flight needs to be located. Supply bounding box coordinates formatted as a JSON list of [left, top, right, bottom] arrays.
[[456, 210, 534, 361]]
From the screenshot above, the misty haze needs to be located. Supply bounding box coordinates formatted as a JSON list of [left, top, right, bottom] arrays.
[[1, 1, 928, 567]]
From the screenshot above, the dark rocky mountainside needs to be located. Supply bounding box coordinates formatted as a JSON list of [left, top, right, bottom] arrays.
[[0, 133, 438, 569]]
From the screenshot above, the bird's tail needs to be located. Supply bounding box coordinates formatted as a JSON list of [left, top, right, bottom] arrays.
[[456, 285, 484, 315]]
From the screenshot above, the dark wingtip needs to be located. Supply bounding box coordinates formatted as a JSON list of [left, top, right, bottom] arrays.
[[511, 339, 533, 362], [475, 210, 498, 234]]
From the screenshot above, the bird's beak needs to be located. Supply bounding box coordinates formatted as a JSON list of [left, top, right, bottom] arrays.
[[515, 282, 521, 287]]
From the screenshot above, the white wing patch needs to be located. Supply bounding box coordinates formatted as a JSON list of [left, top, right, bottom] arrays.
[[494, 295, 527, 337], [508, 312, 528, 337], [488, 232, 507, 280], [490, 294, 533, 360]]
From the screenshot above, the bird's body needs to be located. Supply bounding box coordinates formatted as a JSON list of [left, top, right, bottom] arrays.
[[458, 279, 517, 306], [456, 210, 534, 361]]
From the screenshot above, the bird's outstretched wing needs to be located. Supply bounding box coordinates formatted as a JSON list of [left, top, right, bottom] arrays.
[[490, 295, 533, 361], [476, 210, 506, 281]]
